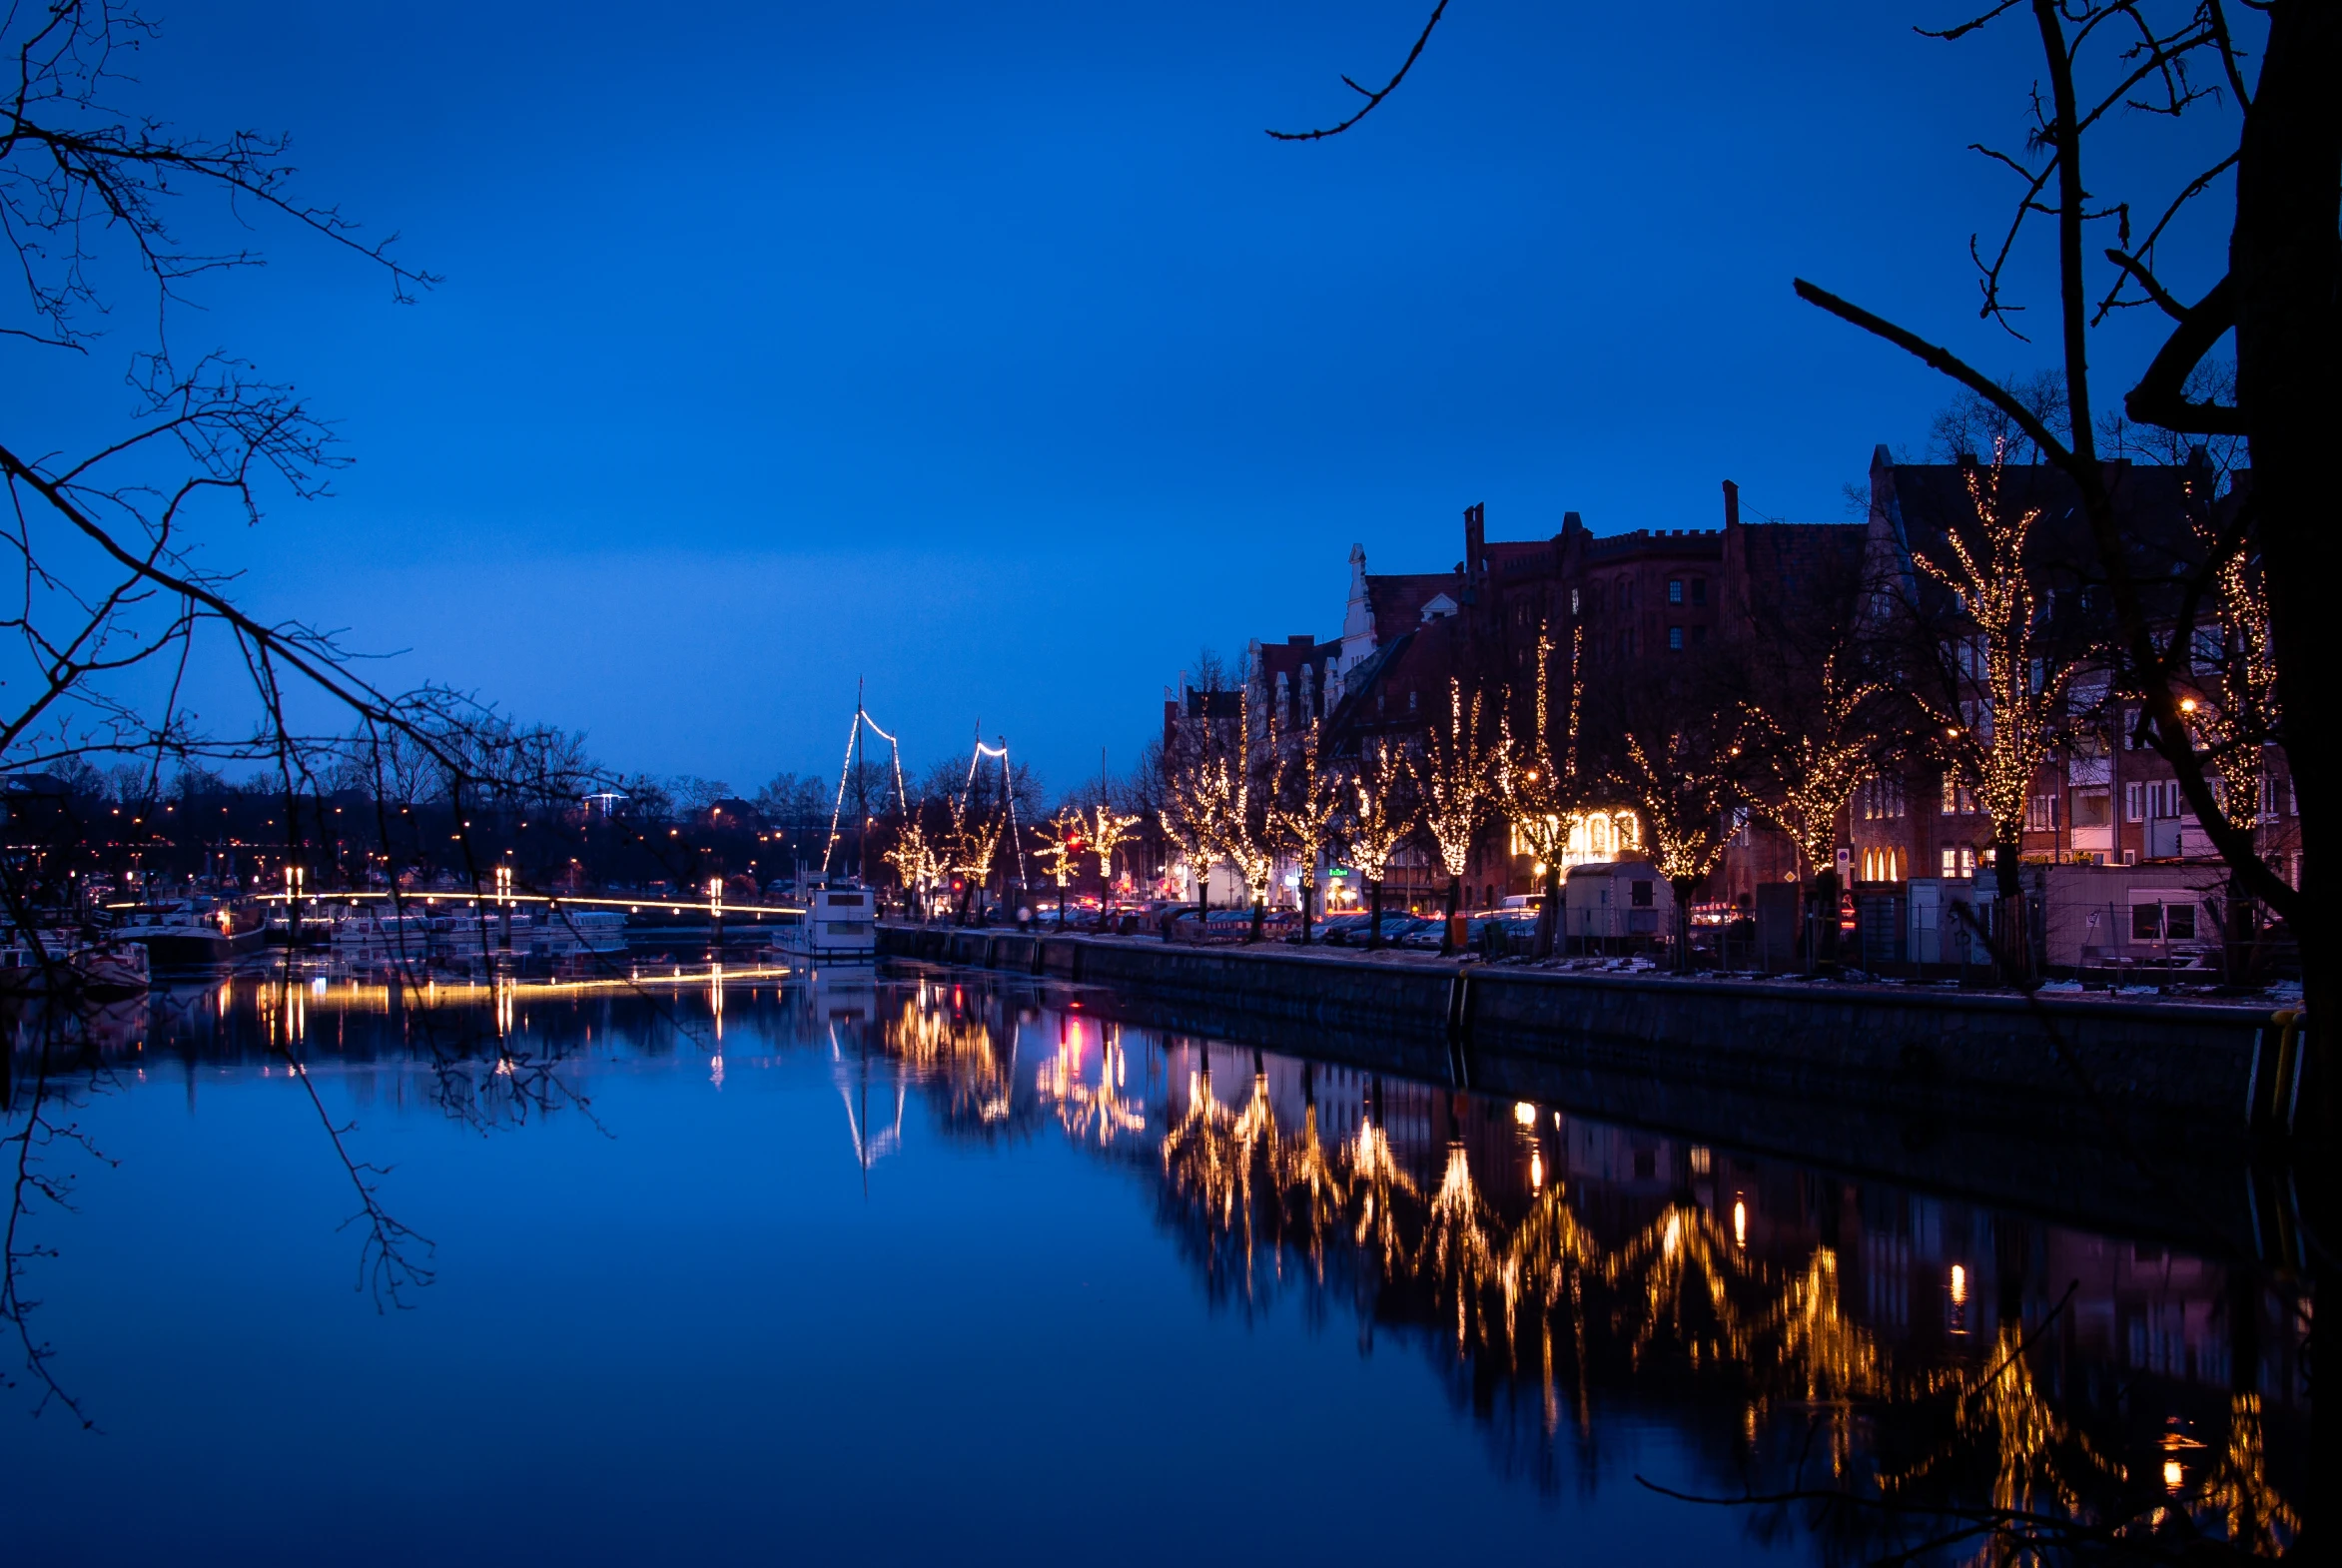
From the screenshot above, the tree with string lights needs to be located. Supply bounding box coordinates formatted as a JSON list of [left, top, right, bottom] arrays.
[[1493, 624, 1582, 960], [1339, 738, 1413, 953], [1085, 801, 1141, 903], [944, 790, 1001, 927], [1271, 718, 1344, 944], [1203, 716, 1277, 944], [1411, 678, 1500, 958], [1736, 651, 1891, 972], [1159, 758, 1219, 936], [1033, 807, 1087, 929], [882, 820, 941, 922], [1616, 731, 1735, 973], [1900, 449, 2079, 983]]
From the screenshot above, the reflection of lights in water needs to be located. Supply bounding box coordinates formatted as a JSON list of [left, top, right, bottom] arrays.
[[1733, 1200, 1747, 1247], [710, 1053, 725, 1089], [1513, 1101, 1537, 1127], [1950, 1263, 1966, 1303], [2164, 1460, 2185, 1491], [1529, 1151, 1543, 1189], [1664, 1211, 1681, 1258], [1689, 1146, 1711, 1176]]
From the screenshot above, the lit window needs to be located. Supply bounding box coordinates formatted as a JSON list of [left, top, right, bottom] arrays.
[[1668, 626, 1684, 651], [1668, 579, 1684, 604], [1691, 578, 1707, 605]]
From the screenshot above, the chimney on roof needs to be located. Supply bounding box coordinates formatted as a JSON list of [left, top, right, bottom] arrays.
[[1463, 502, 1486, 578], [1722, 479, 1740, 530], [1956, 449, 1979, 466], [1288, 634, 1311, 647]]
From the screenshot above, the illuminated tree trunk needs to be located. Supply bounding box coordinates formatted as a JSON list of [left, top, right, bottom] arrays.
[[1992, 826, 2027, 986], [1811, 866, 1840, 969], [1535, 859, 1561, 961], [1299, 875, 1314, 945], [1671, 876, 1697, 973], [1439, 874, 1460, 957], [1367, 877, 1385, 951]]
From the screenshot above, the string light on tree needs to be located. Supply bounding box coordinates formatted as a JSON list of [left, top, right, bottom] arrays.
[[1412, 677, 1499, 954]]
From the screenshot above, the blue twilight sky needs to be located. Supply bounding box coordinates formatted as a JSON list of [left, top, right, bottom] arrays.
[[10, 0, 2238, 794]]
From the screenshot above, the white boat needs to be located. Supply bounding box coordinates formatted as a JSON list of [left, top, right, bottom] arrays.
[[529, 908, 630, 958], [330, 911, 436, 958], [775, 884, 877, 963], [437, 909, 535, 958]]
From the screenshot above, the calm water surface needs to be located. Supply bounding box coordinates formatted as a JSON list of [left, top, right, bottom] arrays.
[[0, 967, 2309, 1564]]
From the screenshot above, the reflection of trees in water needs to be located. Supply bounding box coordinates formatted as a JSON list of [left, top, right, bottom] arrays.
[[2, 968, 628, 1420], [1128, 1050, 2300, 1562], [879, 984, 1042, 1144]]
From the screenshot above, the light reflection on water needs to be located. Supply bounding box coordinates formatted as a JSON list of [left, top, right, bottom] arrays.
[[0, 968, 2310, 1565]]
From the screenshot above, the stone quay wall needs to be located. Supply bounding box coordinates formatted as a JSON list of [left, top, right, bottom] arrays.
[[879, 925, 2286, 1133]]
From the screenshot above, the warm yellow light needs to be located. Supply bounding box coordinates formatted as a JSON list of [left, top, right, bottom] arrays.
[[1513, 1101, 1537, 1127], [2179, 697, 2197, 713], [2163, 1460, 2184, 1491], [1732, 1200, 1747, 1247], [1950, 1263, 1966, 1304]]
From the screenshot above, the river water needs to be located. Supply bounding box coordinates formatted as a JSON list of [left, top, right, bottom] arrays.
[[0, 966, 2310, 1564]]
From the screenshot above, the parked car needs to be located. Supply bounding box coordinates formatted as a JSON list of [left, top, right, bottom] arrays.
[[1296, 912, 1368, 945], [1320, 913, 1423, 947]]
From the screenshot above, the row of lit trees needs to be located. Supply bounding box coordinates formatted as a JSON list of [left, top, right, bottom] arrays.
[[1138, 443, 2273, 980]]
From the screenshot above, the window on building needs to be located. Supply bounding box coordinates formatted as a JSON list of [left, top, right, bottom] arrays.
[[2165, 902, 2197, 940], [1691, 577, 1707, 605], [2071, 789, 2111, 827], [2131, 903, 2162, 940], [1668, 626, 1684, 651], [2026, 794, 2056, 832], [2124, 782, 2144, 822], [1621, 578, 1635, 610], [1668, 579, 1683, 604], [1407, 689, 1417, 713], [1691, 624, 1707, 645], [1570, 587, 1581, 614]]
